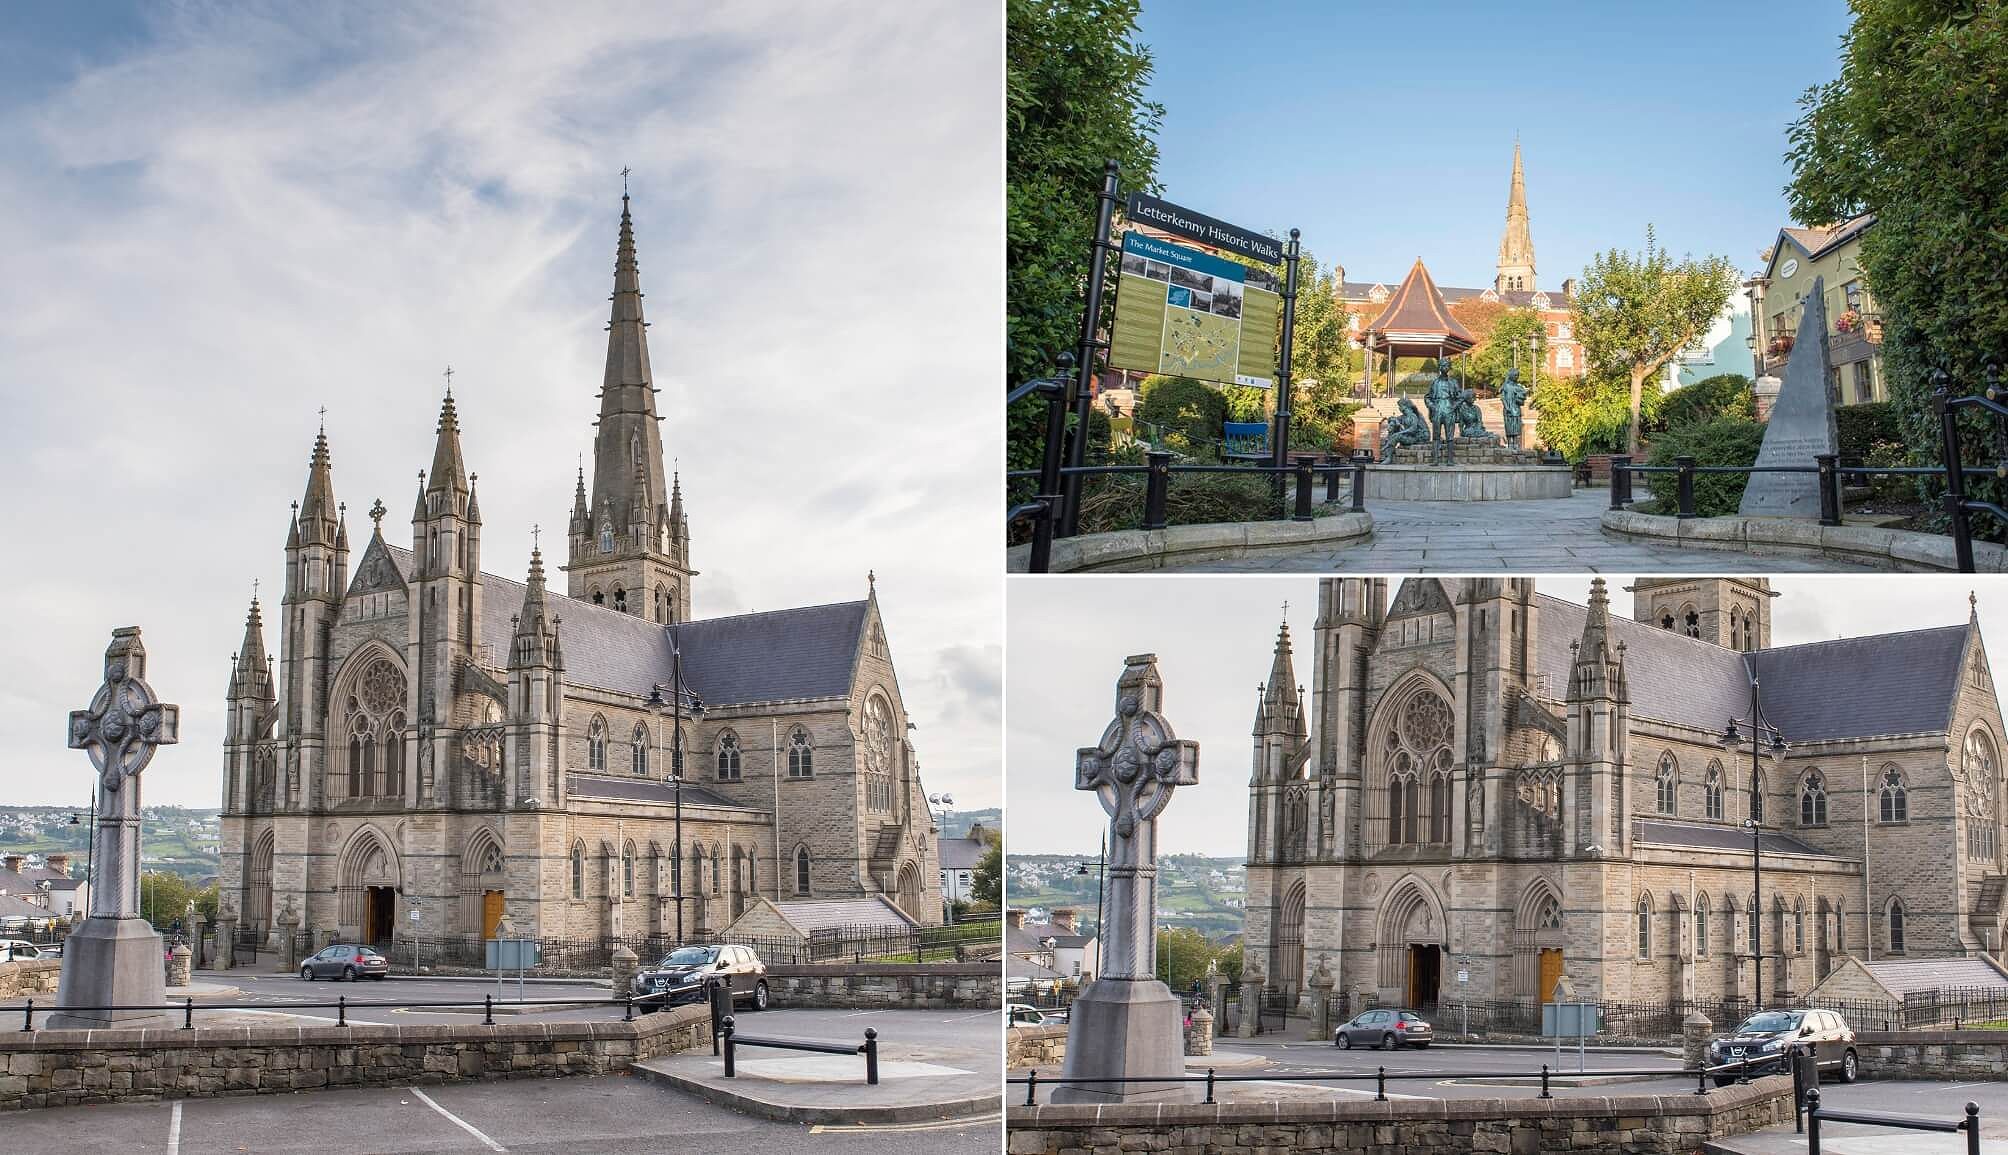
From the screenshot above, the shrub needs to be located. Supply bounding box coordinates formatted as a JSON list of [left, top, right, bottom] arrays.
[[1836, 401, 1901, 462], [1137, 375, 1227, 457], [1656, 373, 1754, 430], [1221, 384, 1267, 423], [1074, 443, 1289, 532], [1645, 417, 1766, 517]]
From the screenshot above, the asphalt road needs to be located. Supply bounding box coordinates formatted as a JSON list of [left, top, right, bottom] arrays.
[[2, 1073, 1000, 1154], [191, 970, 622, 1026]]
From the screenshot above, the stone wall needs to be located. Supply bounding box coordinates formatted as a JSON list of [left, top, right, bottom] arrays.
[[764, 962, 997, 1009], [0, 1005, 708, 1111], [0, 960, 62, 1000], [1006, 1076, 1796, 1155], [1006, 1024, 1067, 1069], [1854, 1031, 2008, 1080]]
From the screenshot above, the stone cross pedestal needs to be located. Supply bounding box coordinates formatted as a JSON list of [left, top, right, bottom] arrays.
[[1306, 960, 1335, 1042], [50, 629, 179, 1030], [1237, 977, 1262, 1038], [1186, 1006, 1213, 1056], [277, 909, 302, 973], [1054, 655, 1200, 1105], [166, 942, 192, 988]]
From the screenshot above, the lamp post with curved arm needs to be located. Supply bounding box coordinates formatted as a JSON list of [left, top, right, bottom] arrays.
[[647, 641, 706, 945], [1720, 674, 1789, 1010]]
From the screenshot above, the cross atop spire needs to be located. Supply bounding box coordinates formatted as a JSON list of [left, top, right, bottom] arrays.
[[621, 165, 630, 197], [443, 364, 454, 397], [532, 523, 542, 551]]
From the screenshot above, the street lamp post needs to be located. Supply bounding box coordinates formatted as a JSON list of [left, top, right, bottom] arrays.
[[1074, 831, 1109, 978], [928, 792, 955, 921], [647, 642, 705, 946], [1720, 674, 1789, 1011]]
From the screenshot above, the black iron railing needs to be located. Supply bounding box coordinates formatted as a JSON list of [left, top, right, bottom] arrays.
[[16, 993, 652, 1031], [1806, 1088, 1980, 1155], [720, 1014, 879, 1085]]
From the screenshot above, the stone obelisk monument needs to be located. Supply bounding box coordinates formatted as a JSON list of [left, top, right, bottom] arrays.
[[49, 628, 180, 1029], [1053, 654, 1199, 1104]]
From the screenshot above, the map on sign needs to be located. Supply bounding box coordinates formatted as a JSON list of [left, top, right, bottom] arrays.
[[1110, 232, 1280, 388]]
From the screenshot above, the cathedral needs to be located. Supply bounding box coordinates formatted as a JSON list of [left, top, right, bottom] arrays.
[[1242, 577, 2007, 1010], [216, 195, 942, 951]]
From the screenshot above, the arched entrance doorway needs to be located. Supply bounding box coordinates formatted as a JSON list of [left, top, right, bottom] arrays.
[[1276, 880, 1306, 999], [1511, 881, 1567, 1002], [1375, 876, 1447, 1009], [338, 828, 400, 945], [460, 830, 507, 937], [245, 830, 274, 939], [895, 861, 922, 921]]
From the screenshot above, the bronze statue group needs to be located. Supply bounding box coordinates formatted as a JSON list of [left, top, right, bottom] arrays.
[[1378, 358, 1528, 463]]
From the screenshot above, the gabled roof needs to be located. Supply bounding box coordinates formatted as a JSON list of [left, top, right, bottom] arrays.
[[761, 896, 917, 936], [1765, 214, 1875, 276], [939, 835, 989, 871], [0, 893, 54, 920], [1863, 957, 2008, 997], [1534, 594, 1748, 732], [383, 545, 868, 705], [1363, 259, 1476, 354]]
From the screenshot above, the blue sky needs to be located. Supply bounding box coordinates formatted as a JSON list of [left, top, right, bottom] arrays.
[[0, 4, 1001, 810], [1135, 0, 1857, 288]]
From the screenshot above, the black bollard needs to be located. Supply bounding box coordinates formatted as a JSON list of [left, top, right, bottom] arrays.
[[722, 1015, 736, 1078], [1675, 456, 1698, 519], [863, 1027, 879, 1085], [1293, 457, 1314, 522], [1142, 451, 1171, 531]]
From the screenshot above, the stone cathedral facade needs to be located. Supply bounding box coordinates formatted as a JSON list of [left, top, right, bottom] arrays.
[[1243, 577, 2008, 1010], [216, 196, 941, 949]]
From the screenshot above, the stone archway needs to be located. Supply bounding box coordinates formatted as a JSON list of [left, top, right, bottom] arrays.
[[895, 861, 922, 921], [1374, 875, 1448, 1005], [244, 829, 275, 939], [459, 828, 507, 937], [336, 826, 401, 944]]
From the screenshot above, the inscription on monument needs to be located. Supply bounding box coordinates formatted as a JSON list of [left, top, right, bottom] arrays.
[[1740, 276, 1838, 518]]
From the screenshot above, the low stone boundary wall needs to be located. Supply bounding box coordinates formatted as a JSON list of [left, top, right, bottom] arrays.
[[1365, 463, 1573, 501], [764, 962, 998, 1009], [1007, 1023, 1067, 1069], [1005, 1075, 1796, 1155], [1854, 1030, 2008, 1079], [1007, 512, 1373, 573], [1601, 509, 2008, 571], [0, 960, 62, 1000], [0, 1004, 709, 1111]]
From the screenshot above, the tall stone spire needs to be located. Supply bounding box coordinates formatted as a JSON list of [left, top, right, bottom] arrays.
[[1495, 138, 1537, 293], [229, 595, 274, 703], [1255, 618, 1301, 730], [297, 426, 339, 548], [426, 390, 468, 499]]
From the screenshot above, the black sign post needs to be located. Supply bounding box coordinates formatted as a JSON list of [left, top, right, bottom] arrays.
[[1270, 228, 1302, 498], [1059, 160, 1124, 539]]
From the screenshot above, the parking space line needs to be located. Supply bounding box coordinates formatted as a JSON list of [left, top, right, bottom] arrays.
[[811, 1114, 1001, 1134], [410, 1087, 508, 1152], [167, 1100, 182, 1155]]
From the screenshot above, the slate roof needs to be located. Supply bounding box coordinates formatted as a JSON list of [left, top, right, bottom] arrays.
[[384, 546, 867, 704], [0, 893, 55, 921], [1634, 818, 1836, 858], [1008, 954, 1064, 981], [1341, 281, 1571, 312], [1363, 259, 1476, 353], [1778, 214, 1875, 262], [1533, 594, 1972, 744], [1862, 957, 2008, 997], [563, 775, 744, 810], [938, 835, 988, 871], [770, 896, 916, 934]]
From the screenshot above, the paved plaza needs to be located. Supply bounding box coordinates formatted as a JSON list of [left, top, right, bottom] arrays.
[[1176, 488, 1872, 572]]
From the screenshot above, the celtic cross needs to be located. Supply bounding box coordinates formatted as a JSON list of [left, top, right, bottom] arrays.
[[1075, 654, 1198, 980], [68, 628, 179, 920]]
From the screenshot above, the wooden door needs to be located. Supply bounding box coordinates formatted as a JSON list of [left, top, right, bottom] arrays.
[[1539, 948, 1565, 1002], [483, 891, 505, 937]]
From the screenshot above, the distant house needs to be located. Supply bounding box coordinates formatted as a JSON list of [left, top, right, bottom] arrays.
[[1011, 906, 1099, 983], [938, 831, 989, 910]]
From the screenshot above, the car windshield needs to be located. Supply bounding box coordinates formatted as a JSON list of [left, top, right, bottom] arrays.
[[1737, 1012, 1802, 1034], [658, 947, 717, 967]]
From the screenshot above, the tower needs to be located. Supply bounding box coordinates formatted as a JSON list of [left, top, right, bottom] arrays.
[[565, 192, 695, 622], [1311, 578, 1384, 859], [1248, 618, 1310, 865], [507, 543, 565, 808], [1567, 579, 1630, 858], [280, 425, 348, 812], [224, 595, 277, 813], [1629, 578, 1775, 652], [408, 389, 483, 806], [1495, 140, 1537, 294]]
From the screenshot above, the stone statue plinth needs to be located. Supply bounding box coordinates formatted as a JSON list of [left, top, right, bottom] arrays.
[[1054, 655, 1200, 1105], [50, 629, 179, 1030]]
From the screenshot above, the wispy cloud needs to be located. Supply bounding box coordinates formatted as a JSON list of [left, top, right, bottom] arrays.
[[0, 2, 1002, 810]]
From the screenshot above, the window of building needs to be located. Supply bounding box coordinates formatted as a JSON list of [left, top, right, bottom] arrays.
[[1879, 766, 1908, 823], [788, 729, 813, 778], [570, 843, 584, 899], [1656, 753, 1678, 815], [613, 587, 627, 613], [1844, 280, 1863, 311], [711, 848, 721, 894], [1887, 898, 1906, 953], [1381, 688, 1452, 847], [1705, 763, 1724, 821], [1557, 323, 1572, 340], [1696, 896, 1710, 956], [1800, 770, 1828, 827], [1794, 898, 1806, 954], [1751, 772, 1766, 824], [587, 716, 607, 771], [622, 843, 635, 898], [1556, 347, 1574, 369], [1744, 615, 1755, 651], [591, 587, 604, 606], [1429, 771, 1451, 844], [1660, 612, 1675, 631], [599, 524, 613, 554], [1967, 729, 1998, 862], [632, 723, 649, 775], [1684, 609, 1700, 638], [341, 655, 408, 799], [1851, 360, 1874, 405], [1748, 893, 1759, 950], [795, 846, 811, 896], [716, 732, 742, 780], [1636, 897, 1652, 959]]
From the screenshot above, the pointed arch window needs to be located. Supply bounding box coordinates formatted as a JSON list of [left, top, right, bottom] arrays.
[[1535, 895, 1563, 931], [1965, 729, 1998, 862], [1660, 612, 1675, 631], [788, 728, 814, 778], [1800, 770, 1828, 827], [598, 521, 613, 555], [1684, 608, 1700, 638], [1636, 896, 1652, 959], [1750, 771, 1766, 824], [1429, 767, 1451, 844], [613, 586, 627, 613], [654, 584, 668, 623], [591, 587, 605, 606], [1879, 766, 1908, 823], [1704, 762, 1724, 821], [1794, 897, 1806, 954], [795, 846, 811, 896], [1655, 753, 1678, 815], [1886, 897, 1907, 953], [570, 842, 585, 900], [622, 842, 635, 898], [631, 723, 650, 776], [1696, 895, 1711, 956], [342, 655, 407, 799], [587, 716, 608, 771], [689, 845, 703, 896], [1377, 686, 1451, 848], [711, 847, 722, 894], [724, 732, 747, 782]]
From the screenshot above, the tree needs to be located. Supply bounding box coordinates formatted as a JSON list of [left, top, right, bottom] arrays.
[[1786, 0, 2008, 535], [138, 871, 218, 932], [1006, 0, 1163, 478], [1155, 926, 1214, 990], [1462, 307, 1550, 393], [1529, 365, 1653, 461], [1570, 226, 1738, 454], [971, 827, 1003, 909]]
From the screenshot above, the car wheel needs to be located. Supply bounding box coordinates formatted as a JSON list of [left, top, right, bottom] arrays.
[[752, 981, 769, 1011], [1337, 1032, 1351, 1050], [1381, 1033, 1396, 1051], [342, 966, 356, 982], [1839, 1049, 1858, 1084], [301, 966, 314, 981]]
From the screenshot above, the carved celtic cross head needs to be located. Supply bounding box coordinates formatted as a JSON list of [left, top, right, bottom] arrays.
[[68, 627, 180, 791], [1076, 653, 1199, 840]]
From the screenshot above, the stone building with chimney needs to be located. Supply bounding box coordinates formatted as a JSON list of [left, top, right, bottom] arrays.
[[1243, 577, 2007, 1009], [215, 195, 941, 952]]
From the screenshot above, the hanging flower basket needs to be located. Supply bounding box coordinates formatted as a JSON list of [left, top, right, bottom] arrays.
[[1768, 334, 1795, 356], [1835, 308, 1862, 335]]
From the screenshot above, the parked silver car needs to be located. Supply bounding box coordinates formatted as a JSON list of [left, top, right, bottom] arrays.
[[1335, 1007, 1433, 1049], [1707, 1008, 1858, 1085]]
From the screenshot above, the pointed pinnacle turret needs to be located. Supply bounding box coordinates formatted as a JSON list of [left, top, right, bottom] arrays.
[[571, 465, 590, 534], [231, 594, 275, 702], [587, 192, 668, 545], [511, 543, 561, 668], [1264, 618, 1298, 709], [427, 390, 468, 497], [296, 427, 339, 548], [1581, 577, 1610, 657], [1495, 138, 1537, 292]]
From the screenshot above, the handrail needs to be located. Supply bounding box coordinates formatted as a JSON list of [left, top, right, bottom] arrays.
[[1805, 1088, 1980, 1155], [721, 1015, 878, 1085], [17, 993, 645, 1031]]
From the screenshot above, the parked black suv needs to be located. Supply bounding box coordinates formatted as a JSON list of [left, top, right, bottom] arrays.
[[1707, 1008, 1859, 1085], [632, 944, 768, 1012]]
